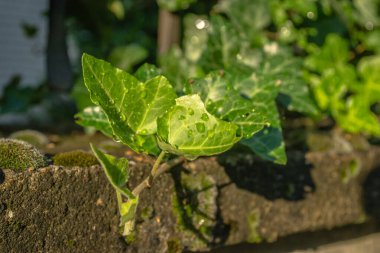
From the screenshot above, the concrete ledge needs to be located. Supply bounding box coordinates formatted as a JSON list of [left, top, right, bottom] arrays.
[[1, 148, 380, 252]]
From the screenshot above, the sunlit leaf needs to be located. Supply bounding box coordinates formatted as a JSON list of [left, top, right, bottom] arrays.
[[157, 94, 241, 159], [82, 53, 178, 154]]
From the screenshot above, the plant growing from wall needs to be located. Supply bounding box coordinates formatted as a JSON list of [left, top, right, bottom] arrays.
[[75, 0, 380, 243], [76, 45, 316, 239]]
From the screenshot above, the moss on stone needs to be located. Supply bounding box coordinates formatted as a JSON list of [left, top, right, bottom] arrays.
[[167, 238, 183, 253], [9, 130, 49, 149], [340, 158, 361, 184], [247, 209, 262, 243], [0, 138, 46, 171], [172, 171, 217, 251], [53, 150, 99, 167]]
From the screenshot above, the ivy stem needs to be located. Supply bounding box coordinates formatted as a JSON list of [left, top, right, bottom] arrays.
[[132, 153, 185, 196], [116, 191, 123, 214], [150, 151, 167, 179]]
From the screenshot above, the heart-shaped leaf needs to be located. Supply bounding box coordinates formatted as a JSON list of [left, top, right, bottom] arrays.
[[157, 94, 240, 159], [82, 53, 178, 154]]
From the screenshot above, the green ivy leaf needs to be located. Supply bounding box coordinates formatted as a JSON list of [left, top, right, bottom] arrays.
[[233, 72, 287, 164], [91, 145, 134, 199], [335, 96, 380, 136], [82, 53, 178, 154], [305, 34, 349, 73], [216, 0, 270, 43], [75, 106, 113, 138], [201, 16, 242, 71], [157, 94, 241, 159], [263, 51, 318, 115], [186, 71, 268, 138], [134, 63, 162, 82], [107, 44, 148, 72]]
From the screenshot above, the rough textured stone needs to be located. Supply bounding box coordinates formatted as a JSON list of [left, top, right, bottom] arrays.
[[1, 147, 380, 252]]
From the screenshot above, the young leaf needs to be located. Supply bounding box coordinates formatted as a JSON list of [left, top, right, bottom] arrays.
[[75, 106, 113, 138], [91, 145, 134, 199], [157, 94, 241, 159], [119, 196, 139, 240]]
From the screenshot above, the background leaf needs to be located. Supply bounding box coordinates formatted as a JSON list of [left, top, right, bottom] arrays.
[[75, 106, 113, 138], [186, 71, 267, 138], [134, 63, 162, 82]]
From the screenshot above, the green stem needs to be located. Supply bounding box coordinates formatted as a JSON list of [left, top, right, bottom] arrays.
[[132, 151, 185, 197], [116, 191, 123, 214], [150, 151, 166, 178]]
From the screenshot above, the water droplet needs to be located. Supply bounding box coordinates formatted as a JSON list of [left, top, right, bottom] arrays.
[[307, 11, 314, 19], [201, 113, 209, 121], [140, 129, 148, 135], [196, 122, 206, 133], [141, 90, 147, 98], [120, 115, 126, 121], [188, 108, 194, 115], [178, 115, 186, 120], [187, 130, 193, 138]]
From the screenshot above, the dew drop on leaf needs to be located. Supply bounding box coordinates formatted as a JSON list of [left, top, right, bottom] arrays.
[[201, 113, 209, 121], [196, 122, 206, 133], [188, 108, 195, 115], [187, 130, 193, 138], [140, 129, 148, 135]]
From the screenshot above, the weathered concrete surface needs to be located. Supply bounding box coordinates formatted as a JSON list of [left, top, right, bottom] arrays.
[[292, 233, 380, 253], [1, 148, 380, 252]]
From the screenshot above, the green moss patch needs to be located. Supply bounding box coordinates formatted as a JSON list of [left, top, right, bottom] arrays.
[[0, 138, 46, 171], [53, 150, 99, 167], [9, 130, 49, 149]]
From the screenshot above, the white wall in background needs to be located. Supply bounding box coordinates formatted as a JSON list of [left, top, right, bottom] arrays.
[[0, 0, 48, 95]]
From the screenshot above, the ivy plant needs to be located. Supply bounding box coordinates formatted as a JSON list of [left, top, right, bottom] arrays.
[[77, 54, 251, 239], [75, 0, 380, 242]]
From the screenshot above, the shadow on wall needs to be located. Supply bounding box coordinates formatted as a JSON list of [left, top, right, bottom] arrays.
[[363, 166, 380, 221], [0, 170, 4, 184], [218, 150, 315, 201]]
